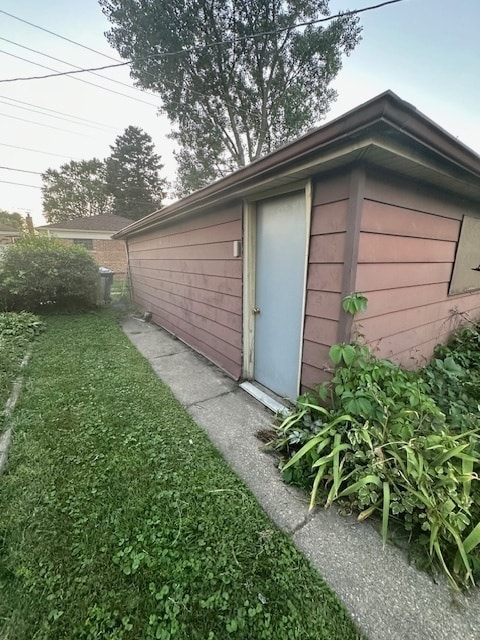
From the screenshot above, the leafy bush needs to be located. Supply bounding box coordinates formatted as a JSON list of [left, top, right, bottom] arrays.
[[0, 236, 98, 312], [272, 309, 480, 589], [421, 326, 480, 431]]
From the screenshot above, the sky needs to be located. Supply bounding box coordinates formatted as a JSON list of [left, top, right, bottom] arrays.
[[0, 0, 479, 226]]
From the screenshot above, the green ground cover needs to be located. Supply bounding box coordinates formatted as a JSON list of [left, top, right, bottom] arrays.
[[0, 312, 44, 410], [0, 311, 362, 640]]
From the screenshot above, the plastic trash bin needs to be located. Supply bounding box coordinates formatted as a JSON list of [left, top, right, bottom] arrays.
[[99, 267, 114, 302]]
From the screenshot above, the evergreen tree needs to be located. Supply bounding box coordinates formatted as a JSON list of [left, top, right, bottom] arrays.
[[105, 126, 167, 220]]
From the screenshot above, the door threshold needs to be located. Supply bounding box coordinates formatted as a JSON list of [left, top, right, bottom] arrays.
[[239, 381, 291, 416]]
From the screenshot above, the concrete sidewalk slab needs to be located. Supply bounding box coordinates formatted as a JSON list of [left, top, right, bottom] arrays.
[[188, 390, 311, 533], [121, 316, 480, 640]]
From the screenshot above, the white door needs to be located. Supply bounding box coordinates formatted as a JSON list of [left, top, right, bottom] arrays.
[[253, 191, 307, 400]]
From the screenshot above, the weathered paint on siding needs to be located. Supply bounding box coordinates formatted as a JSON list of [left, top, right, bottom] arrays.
[[355, 171, 480, 367], [127, 204, 243, 378], [301, 173, 350, 389]]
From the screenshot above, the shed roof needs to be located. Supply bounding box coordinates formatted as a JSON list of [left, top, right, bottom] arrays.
[[115, 91, 480, 239], [38, 214, 132, 232]]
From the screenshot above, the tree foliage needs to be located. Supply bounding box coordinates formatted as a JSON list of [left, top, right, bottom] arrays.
[[0, 209, 25, 231], [105, 126, 166, 220], [100, 0, 362, 195], [42, 159, 112, 223], [41, 127, 166, 223]]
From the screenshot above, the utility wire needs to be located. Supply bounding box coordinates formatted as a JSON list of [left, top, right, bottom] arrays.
[[0, 1, 406, 83], [0, 36, 160, 99], [0, 111, 99, 138], [0, 49, 161, 107], [0, 142, 79, 160], [0, 179, 41, 189], [0, 165, 42, 175], [0, 97, 120, 133], [0, 95, 119, 130], [0, 23, 293, 138], [0, 9, 123, 61]]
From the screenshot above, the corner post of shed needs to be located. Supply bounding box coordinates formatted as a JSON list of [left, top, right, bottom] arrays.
[[338, 165, 366, 344]]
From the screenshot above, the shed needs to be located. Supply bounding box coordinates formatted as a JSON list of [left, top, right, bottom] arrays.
[[115, 91, 480, 403], [38, 214, 131, 276]]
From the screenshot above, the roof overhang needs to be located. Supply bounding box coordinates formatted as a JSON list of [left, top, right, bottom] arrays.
[[114, 91, 480, 239], [37, 229, 117, 240]]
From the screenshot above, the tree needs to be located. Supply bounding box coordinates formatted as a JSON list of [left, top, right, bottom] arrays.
[[100, 0, 361, 195], [42, 159, 112, 223], [105, 126, 166, 220], [0, 209, 24, 231]]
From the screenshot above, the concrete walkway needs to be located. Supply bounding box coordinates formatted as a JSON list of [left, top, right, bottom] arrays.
[[122, 316, 480, 640]]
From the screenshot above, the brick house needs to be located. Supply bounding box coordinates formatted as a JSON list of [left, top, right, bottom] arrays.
[[37, 215, 131, 277]]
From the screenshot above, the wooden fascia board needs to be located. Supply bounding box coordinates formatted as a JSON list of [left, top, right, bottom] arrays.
[[115, 92, 480, 240]]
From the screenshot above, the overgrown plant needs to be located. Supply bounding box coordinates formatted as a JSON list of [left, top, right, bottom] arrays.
[[0, 236, 98, 312], [421, 325, 480, 432], [273, 293, 480, 589]]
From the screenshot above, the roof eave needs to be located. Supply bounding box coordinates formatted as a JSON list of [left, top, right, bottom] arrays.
[[114, 91, 480, 239]]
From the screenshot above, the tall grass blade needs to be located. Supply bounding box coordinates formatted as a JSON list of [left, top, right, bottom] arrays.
[[462, 456, 473, 498], [309, 465, 327, 511], [282, 429, 331, 471], [337, 475, 382, 498]]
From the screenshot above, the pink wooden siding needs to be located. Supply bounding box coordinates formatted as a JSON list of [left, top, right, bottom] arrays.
[[127, 204, 243, 378], [301, 174, 350, 389], [355, 172, 480, 367]]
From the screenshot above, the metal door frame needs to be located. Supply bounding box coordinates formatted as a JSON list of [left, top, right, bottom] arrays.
[[242, 180, 312, 393]]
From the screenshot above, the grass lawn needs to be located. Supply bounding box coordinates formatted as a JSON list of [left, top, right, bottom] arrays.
[[0, 311, 363, 640]]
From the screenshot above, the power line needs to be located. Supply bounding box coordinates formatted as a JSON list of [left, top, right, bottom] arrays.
[[0, 36, 160, 99], [0, 1, 407, 83], [0, 179, 41, 189], [0, 165, 42, 175], [0, 96, 118, 129], [0, 142, 79, 160], [0, 48, 131, 80], [0, 111, 100, 138], [0, 96, 120, 133], [0, 9, 121, 62], [0, 49, 160, 107]]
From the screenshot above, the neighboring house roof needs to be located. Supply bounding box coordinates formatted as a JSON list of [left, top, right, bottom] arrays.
[[114, 90, 480, 240], [38, 214, 132, 233], [0, 223, 22, 236]]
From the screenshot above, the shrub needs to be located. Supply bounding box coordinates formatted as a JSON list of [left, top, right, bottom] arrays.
[[0, 236, 98, 312]]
